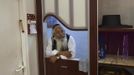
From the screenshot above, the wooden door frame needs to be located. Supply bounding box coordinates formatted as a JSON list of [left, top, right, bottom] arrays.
[[90, 0, 98, 75], [35, 0, 97, 75]]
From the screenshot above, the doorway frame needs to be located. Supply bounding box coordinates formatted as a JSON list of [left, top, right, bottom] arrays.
[[35, 0, 97, 75]]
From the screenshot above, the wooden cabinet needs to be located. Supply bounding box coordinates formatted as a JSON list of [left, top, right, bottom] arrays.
[[45, 58, 88, 75], [99, 64, 133, 75]]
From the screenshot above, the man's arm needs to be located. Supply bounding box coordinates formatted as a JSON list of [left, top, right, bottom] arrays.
[[57, 51, 72, 58], [46, 39, 60, 63], [68, 36, 76, 58], [46, 39, 59, 57]]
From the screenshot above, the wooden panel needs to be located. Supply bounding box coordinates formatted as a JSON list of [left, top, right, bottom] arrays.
[[46, 59, 60, 75], [99, 28, 134, 32], [99, 65, 132, 75], [45, 58, 88, 75], [58, 59, 79, 71], [36, 0, 45, 75], [90, 0, 98, 74]]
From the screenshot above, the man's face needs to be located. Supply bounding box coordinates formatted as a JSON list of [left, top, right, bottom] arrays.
[[53, 26, 65, 39]]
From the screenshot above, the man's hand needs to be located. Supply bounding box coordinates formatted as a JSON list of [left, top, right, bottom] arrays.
[[48, 56, 58, 63], [58, 51, 72, 58]]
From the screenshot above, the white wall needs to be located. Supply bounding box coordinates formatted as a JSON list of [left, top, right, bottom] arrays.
[[26, 0, 39, 75], [0, 0, 37, 75], [98, 0, 134, 27], [73, 0, 86, 27], [28, 35, 38, 75], [58, 0, 70, 25], [26, 0, 36, 14], [0, 0, 21, 75]]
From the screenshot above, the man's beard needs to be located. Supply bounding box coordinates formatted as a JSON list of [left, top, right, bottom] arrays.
[[56, 34, 65, 39]]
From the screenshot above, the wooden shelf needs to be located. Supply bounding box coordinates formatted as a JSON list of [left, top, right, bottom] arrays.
[[99, 28, 134, 32], [98, 55, 134, 68]]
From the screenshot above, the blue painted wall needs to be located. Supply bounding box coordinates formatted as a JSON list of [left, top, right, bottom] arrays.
[[43, 17, 89, 59], [45, 26, 89, 59]]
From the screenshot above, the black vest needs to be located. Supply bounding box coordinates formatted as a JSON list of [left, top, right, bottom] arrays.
[[52, 34, 70, 51]]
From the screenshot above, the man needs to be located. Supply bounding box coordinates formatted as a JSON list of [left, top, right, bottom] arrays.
[[46, 24, 76, 63]]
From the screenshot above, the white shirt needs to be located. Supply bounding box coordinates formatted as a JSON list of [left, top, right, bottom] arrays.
[[46, 35, 76, 58]]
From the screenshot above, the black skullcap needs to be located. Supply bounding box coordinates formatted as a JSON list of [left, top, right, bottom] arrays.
[[52, 24, 60, 29]]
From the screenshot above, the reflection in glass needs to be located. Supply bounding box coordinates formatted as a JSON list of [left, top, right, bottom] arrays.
[[43, 16, 89, 75]]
